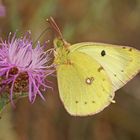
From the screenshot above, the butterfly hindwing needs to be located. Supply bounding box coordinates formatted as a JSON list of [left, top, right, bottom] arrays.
[[57, 51, 114, 116], [70, 42, 140, 91]]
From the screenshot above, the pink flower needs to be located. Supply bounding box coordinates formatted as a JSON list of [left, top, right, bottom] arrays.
[[0, 32, 54, 104]]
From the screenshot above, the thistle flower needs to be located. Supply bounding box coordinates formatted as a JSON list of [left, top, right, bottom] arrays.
[[0, 32, 54, 104]]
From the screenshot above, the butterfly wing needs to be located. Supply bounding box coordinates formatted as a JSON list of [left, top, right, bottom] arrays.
[[57, 51, 114, 116], [70, 42, 140, 91]]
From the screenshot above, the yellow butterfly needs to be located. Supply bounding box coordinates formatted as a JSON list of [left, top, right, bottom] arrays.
[[48, 17, 140, 116]]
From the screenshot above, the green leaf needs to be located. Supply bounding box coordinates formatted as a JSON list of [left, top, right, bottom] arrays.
[[0, 94, 10, 113], [0, 92, 28, 113]]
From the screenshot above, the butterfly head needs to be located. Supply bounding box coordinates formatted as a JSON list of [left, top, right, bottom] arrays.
[[53, 37, 71, 65], [47, 17, 71, 65], [53, 38, 64, 49], [53, 37, 70, 49]]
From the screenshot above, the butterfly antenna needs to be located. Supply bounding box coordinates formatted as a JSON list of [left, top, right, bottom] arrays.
[[46, 17, 63, 39], [46, 17, 69, 47], [33, 27, 53, 46]]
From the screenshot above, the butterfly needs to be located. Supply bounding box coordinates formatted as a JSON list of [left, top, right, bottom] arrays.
[[48, 17, 140, 116]]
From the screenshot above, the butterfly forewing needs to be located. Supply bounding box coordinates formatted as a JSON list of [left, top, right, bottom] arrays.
[[70, 43, 140, 91], [57, 51, 114, 116]]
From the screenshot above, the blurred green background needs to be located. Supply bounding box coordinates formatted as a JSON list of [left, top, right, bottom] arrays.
[[0, 0, 140, 140]]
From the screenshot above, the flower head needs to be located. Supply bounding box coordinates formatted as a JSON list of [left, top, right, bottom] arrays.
[[0, 32, 54, 104]]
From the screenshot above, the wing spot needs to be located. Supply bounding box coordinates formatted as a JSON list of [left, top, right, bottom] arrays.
[[92, 101, 95, 103], [122, 47, 126, 49], [85, 77, 94, 85], [121, 70, 124, 72], [101, 50, 106, 56], [129, 48, 132, 51], [84, 102, 87, 104], [98, 66, 104, 72], [75, 101, 79, 104], [102, 78, 105, 81], [114, 74, 117, 77]]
